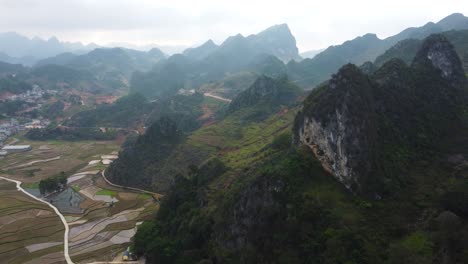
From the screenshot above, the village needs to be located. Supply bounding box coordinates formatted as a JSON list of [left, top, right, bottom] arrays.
[[0, 84, 56, 151], [0, 118, 50, 150]]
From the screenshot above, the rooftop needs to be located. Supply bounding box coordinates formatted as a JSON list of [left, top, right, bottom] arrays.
[[2, 145, 31, 150]]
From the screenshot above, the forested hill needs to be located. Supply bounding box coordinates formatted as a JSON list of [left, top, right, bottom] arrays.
[[132, 34, 468, 264]]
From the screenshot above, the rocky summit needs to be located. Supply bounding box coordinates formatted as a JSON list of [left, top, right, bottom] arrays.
[[294, 34, 468, 195]]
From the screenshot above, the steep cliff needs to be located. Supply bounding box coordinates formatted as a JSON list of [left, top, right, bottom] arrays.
[[294, 34, 468, 195]]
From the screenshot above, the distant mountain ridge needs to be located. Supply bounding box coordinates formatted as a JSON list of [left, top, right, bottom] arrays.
[[0, 32, 98, 65], [131, 24, 301, 98], [289, 13, 468, 88], [34, 47, 166, 91], [374, 29, 468, 73]]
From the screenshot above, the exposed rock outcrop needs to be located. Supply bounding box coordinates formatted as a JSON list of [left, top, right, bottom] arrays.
[[293, 64, 377, 191], [293, 34, 468, 194]]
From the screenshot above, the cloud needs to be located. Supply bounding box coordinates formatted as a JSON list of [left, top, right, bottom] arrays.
[[0, 0, 466, 50]]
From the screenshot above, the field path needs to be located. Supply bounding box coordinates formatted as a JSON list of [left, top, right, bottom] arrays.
[[0, 176, 74, 264], [3, 156, 61, 170], [101, 171, 161, 198]]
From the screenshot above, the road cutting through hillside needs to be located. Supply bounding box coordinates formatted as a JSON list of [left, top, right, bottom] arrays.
[[0, 176, 74, 264], [203, 92, 232, 102], [101, 170, 162, 199]]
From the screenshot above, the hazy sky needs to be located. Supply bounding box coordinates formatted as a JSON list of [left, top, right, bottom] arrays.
[[0, 0, 467, 52]]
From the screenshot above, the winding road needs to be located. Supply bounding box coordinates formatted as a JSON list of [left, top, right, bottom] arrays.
[[101, 171, 161, 198], [0, 176, 74, 264], [0, 171, 158, 263], [203, 92, 232, 102]]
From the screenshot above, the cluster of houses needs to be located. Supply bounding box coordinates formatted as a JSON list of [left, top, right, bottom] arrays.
[[0, 118, 50, 146], [0, 119, 20, 144], [4, 85, 44, 102]]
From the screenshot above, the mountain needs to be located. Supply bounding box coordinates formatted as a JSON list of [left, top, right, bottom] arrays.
[[374, 29, 468, 73], [106, 92, 221, 191], [294, 34, 468, 195], [205, 24, 300, 66], [0, 52, 37, 66], [0, 61, 26, 76], [36, 47, 166, 91], [104, 42, 189, 55], [0, 32, 97, 64], [300, 48, 325, 59], [130, 33, 468, 264], [108, 75, 301, 193], [227, 75, 302, 114], [131, 24, 300, 98], [182, 40, 218, 61], [38, 47, 165, 77], [289, 13, 468, 89], [0, 59, 111, 94]]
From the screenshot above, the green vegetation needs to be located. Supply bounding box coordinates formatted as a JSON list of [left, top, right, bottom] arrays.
[[38, 173, 67, 195], [133, 34, 468, 264], [95, 189, 117, 197], [227, 75, 302, 116], [22, 182, 40, 189], [137, 193, 152, 200], [71, 185, 81, 192], [25, 126, 117, 141], [0, 100, 33, 116], [106, 117, 182, 190], [64, 93, 149, 128], [0, 76, 32, 94]]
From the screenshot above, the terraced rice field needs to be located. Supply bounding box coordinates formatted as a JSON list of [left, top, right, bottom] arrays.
[[65, 171, 158, 263], [0, 179, 65, 264], [0, 137, 159, 263]]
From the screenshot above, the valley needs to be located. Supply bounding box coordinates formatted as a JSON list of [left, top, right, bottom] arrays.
[[0, 8, 467, 264]]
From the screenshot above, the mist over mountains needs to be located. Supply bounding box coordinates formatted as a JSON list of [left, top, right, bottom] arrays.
[[2, 6, 468, 264]]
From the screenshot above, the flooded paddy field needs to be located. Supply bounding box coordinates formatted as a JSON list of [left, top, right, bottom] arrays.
[[0, 137, 160, 263]]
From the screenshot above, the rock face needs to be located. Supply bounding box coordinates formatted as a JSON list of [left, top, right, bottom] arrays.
[[249, 24, 301, 62], [412, 34, 467, 88], [293, 65, 377, 191], [293, 34, 468, 194], [213, 174, 284, 262]]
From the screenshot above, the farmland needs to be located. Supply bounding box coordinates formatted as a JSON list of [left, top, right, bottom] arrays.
[[0, 137, 160, 263]]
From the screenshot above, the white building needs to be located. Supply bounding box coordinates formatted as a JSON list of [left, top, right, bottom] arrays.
[[2, 145, 32, 153]]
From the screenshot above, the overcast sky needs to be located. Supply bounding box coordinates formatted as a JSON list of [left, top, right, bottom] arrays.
[[0, 0, 467, 52]]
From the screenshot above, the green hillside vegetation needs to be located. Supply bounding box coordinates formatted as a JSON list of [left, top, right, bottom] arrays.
[[64, 93, 150, 128], [106, 117, 183, 189], [107, 76, 301, 193], [0, 76, 32, 94], [0, 100, 34, 117], [132, 35, 468, 264], [227, 75, 302, 115], [199, 72, 259, 99], [25, 126, 118, 141]]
